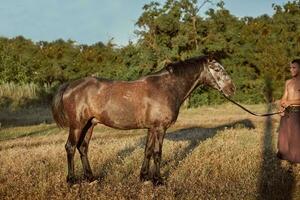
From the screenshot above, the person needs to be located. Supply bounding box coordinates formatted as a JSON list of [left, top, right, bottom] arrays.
[[277, 59, 300, 163]]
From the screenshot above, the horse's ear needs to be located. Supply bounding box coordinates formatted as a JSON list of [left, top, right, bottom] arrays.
[[166, 64, 174, 73], [207, 54, 214, 62]]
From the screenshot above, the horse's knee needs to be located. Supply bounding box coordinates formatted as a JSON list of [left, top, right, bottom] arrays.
[[153, 151, 161, 162], [65, 142, 76, 155]]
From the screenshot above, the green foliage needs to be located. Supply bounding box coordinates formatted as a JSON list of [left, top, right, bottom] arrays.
[[1, 0, 300, 107]]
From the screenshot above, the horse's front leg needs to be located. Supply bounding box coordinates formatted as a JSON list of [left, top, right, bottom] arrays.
[[140, 129, 155, 182], [153, 127, 165, 186]]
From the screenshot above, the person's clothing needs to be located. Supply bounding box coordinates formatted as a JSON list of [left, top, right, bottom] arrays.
[[277, 106, 300, 163]]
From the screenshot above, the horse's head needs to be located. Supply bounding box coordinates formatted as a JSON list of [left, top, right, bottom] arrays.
[[203, 58, 236, 97]]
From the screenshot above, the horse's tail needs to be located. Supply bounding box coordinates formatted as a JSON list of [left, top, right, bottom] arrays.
[[51, 83, 70, 128]]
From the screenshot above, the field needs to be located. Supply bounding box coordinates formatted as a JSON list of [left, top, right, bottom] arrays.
[[1, 104, 300, 199]]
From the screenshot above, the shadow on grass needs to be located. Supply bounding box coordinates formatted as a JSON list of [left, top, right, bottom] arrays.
[[70, 119, 255, 185], [94, 136, 146, 182], [163, 119, 255, 180], [85, 119, 255, 185], [258, 78, 295, 200], [0, 126, 57, 141], [0, 126, 63, 151]]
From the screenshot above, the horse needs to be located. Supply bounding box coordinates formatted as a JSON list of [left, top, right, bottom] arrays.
[[51, 55, 236, 185]]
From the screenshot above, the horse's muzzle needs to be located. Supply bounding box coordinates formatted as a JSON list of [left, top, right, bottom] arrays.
[[222, 83, 236, 97]]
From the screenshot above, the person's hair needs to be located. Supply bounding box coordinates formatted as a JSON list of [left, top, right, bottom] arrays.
[[292, 59, 300, 67]]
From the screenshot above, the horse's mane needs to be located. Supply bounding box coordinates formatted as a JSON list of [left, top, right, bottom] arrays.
[[166, 55, 208, 68], [165, 55, 208, 75], [142, 55, 209, 79]]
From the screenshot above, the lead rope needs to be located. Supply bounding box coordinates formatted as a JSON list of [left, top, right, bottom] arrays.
[[222, 94, 284, 117], [206, 64, 284, 116]]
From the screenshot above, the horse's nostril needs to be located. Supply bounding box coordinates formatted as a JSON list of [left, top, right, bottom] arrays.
[[225, 84, 235, 96]]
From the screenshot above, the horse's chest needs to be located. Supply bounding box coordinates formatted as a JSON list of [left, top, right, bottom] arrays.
[[143, 100, 178, 127]]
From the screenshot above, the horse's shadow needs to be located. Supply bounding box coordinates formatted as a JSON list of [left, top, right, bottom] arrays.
[[94, 136, 145, 182], [0, 126, 57, 142], [69, 137, 146, 184], [91, 119, 255, 183], [163, 119, 255, 179]]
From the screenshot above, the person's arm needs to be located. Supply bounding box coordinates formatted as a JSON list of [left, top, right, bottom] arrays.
[[278, 80, 289, 116], [280, 80, 289, 108]]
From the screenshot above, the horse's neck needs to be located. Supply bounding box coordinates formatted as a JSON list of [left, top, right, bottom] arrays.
[[168, 65, 204, 104]]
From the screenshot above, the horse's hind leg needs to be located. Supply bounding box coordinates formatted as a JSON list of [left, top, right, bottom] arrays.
[[77, 120, 95, 181], [65, 128, 81, 184]]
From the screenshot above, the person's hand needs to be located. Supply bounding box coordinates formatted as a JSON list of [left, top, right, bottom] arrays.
[[281, 100, 290, 108], [279, 105, 287, 116]]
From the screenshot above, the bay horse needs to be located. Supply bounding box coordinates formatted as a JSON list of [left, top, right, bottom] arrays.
[[52, 55, 235, 185]]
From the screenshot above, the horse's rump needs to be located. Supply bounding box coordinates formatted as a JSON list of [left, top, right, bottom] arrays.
[[52, 83, 70, 128]]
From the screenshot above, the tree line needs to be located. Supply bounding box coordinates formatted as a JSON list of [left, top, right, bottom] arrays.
[[0, 0, 300, 107]]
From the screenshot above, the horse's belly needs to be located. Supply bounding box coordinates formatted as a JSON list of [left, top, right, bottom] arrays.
[[94, 88, 175, 129], [98, 102, 143, 129]]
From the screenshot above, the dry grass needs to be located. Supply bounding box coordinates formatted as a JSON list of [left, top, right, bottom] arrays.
[[1, 103, 300, 199]]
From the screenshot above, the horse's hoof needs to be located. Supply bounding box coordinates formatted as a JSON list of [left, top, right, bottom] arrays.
[[143, 180, 152, 186], [153, 177, 164, 186], [140, 174, 150, 182], [66, 176, 76, 185], [84, 174, 95, 182]]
